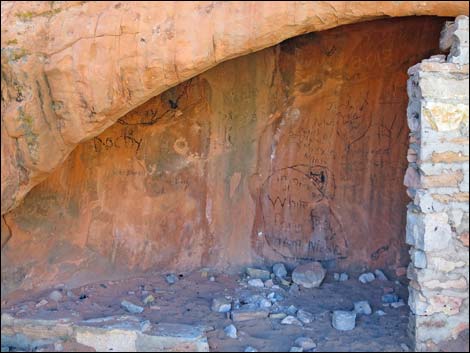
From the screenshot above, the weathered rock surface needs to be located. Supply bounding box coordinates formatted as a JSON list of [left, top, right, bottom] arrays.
[[1, 16, 450, 295], [1, 1, 466, 216]]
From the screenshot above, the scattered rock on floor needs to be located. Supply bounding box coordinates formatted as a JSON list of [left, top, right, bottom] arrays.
[[273, 263, 288, 279], [292, 262, 326, 288], [248, 279, 264, 288], [354, 301, 372, 315], [224, 324, 237, 338], [269, 312, 287, 320], [382, 294, 399, 303], [121, 300, 144, 314], [295, 337, 317, 350], [267, 292, 284, 303], [48, 290, 63, 302], [297, 309, 314, 324], [334, 273, 349, 281], [375, 310, 386, 316], [264, 279, 274, 288], [281, 315, 303, 326], [246, 268, 271, 280], [244, 346, 258, 352], [374, 269, 388, 281], [211, 297, 232, 313], [290, 347, 303, 352], [287, 305, 298, 315], [35, 299, 48, 308], [165, 273, 178, 285], [358, 272, 375, 283], [332, 310, 356, 331], [289, 283, 300, 295], [259, 298, 272, 309], [231, 308, 269, 322], [143, 294, 155, 305]]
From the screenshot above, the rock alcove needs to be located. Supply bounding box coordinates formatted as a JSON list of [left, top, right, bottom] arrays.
[[1, 9, 469, 352], [2, 16, 445, 293]]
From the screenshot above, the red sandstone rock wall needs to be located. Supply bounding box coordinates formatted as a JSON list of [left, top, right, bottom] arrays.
[[1, 1, 467, 217], [1, 17, 447, 295]]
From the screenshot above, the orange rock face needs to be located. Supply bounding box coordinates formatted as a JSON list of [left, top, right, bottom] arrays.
[[1, 17, 448, 295], [1, 1, 468, 216]]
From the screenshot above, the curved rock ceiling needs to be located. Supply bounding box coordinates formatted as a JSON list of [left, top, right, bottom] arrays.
[[1, 1, 468, 215]]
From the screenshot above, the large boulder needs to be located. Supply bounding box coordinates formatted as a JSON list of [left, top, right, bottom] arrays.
[[292, 262, 326, 289]]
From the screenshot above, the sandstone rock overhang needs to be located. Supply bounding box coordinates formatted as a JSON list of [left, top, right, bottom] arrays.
[[1, 1, 468, 215]]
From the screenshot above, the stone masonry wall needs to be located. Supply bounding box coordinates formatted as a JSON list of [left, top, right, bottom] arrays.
[[405, 15, 469, 352]]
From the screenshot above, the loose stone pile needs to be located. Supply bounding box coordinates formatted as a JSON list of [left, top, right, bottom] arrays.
[[210, 262, 324, 331]]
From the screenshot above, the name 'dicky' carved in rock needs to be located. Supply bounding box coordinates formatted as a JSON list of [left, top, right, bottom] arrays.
[[93, 129, 143, 153], [259, 164, 348, 261]]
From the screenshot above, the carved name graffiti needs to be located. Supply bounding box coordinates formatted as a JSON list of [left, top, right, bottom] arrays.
[[93, 128, 143, 153], [259, 164, 347, 261]]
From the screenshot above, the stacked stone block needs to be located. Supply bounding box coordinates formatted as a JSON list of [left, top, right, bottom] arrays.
[[405, 16, 469, 352]]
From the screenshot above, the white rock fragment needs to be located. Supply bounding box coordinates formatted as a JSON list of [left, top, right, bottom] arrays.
[[48, 290, 63, 302], [354, 301, 372, 315], [247, 279, 264, 288], [358, 272, 375, 283], [281, 315, 303, 327], [36, 299, 48, 308], [332, 311, 356, 331], [294, 337, 316, 350], [296, 309, 314, 324], [224, 324, 237, 338], [211, 297, 232, 313], [121, 300, 144, 314]]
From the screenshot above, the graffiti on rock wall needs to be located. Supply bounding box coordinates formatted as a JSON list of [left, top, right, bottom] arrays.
[[335, 94, 372, 149], [259, 164, 348, 261], [93, 128, 143, 154]]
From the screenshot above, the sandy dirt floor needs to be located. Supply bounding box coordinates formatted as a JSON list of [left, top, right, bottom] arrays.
[[1, 269, 411, 352]]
